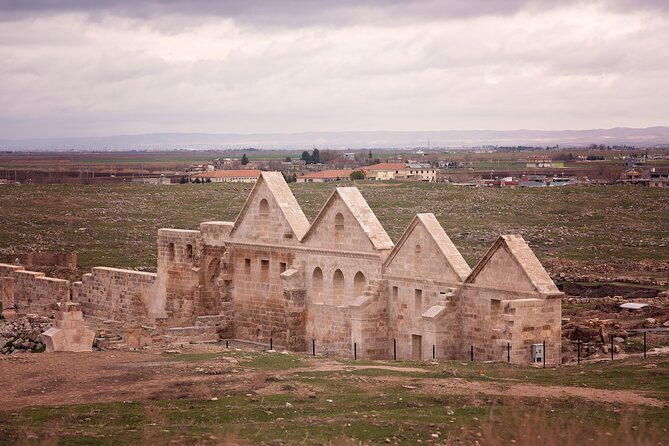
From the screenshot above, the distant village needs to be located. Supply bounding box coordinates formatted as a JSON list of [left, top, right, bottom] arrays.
[[1, 146, 668, 188], [181, 148, 669, 189]]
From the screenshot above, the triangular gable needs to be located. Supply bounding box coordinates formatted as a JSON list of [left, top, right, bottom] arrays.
[[230, 172, 310, 240], [465, 234, 559, 294], [383, 213, 471, 282], [302, 187, 394, 251]]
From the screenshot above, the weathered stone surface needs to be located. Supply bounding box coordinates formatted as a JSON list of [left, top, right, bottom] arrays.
[[40, 303, 95, 352], [2, 172, 562, 365]]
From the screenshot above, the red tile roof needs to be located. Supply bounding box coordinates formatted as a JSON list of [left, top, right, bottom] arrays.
[[195, 170, 262, 178], [298, 169, 353, 179], [364, 163, 407, 171]]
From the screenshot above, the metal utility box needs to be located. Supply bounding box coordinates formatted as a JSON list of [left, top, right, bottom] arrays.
[[531, 343, 544, 364]]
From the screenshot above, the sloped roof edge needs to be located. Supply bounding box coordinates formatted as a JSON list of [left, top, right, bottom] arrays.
[[302, 187, 394, 251], [382, 213, 471, 281], [465, 234, 559, 294], [230, 172, 310, 240]]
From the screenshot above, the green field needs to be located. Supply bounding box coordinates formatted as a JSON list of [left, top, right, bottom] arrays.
[[0, 349, 667, 446], [0, 182, 667, 272]]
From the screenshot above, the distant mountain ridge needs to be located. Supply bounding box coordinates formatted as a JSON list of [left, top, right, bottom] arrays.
[[1, 127, 668, 151]]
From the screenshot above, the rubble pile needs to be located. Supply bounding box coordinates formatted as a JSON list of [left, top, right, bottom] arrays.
[[0, 314, 52, 354]]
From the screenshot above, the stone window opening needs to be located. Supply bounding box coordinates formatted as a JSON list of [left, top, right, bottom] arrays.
[[261, 259, 270, 282], [259, 199, 270, 237], [353, 271, 366, 299], [280, 262, 287, 273], [414, 289, 423, 318], [414, 245, 422, 274], [333, 269, 345, 306], [392, 286, 399, 300], [312, 267, 324, 304], [334, 213, 344, 245], [185, 244, 193, 260], [168, 243, 175, 261], [244, 258, 251, 274]]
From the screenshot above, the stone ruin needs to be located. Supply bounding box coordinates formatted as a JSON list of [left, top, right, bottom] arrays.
[[0, 172, 563, 365], [41, 302, 96, 352]]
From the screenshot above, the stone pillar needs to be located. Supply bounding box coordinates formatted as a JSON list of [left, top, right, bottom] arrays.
[[41, 302, 95, 352], [1, 277, 16, 319], [280, 268, 306, 351]]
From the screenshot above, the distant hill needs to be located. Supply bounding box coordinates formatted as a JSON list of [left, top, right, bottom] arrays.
[[1, 127, 668, 151]]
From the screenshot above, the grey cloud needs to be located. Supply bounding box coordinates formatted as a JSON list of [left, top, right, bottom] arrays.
[[2, 0, 667, 26]]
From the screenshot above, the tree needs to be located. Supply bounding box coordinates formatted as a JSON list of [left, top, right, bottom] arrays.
[[194, 177, 201, 184], [284, 156, 292, 162], [368, 149, 373, 160], [350, 170, 365, 180], [241, 154, 249, 165], [179, 176, 187, 184], [301, 151, 311, 164], [311, 148, 320, 164]]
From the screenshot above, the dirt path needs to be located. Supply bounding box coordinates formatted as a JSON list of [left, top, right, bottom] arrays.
[[0, 349, 665, 411]]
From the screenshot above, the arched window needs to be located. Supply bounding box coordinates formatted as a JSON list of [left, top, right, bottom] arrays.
[[312, 267, 324, 304], [208, 258, 221, 288], [414, 244, 422, 274], [185, 244, 193, 260], [333, 269, 345, 306], [353, 271, 366, 299], [259, 199, 270, 237], [168, 242, 175, 261], [335, 213, 344, 245]]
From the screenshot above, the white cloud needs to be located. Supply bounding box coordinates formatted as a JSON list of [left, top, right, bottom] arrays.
[[0, 2, 667, 138]]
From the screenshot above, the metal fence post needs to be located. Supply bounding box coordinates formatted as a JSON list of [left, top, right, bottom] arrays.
[[270, 337, 273, 351], [354, 342, 357, 360], [393, 338, 397, 360], [644, 332, 647, 358], [432, 345, 436, 360], [312, 339, 315, 356], [543, 340, 546, 368], [507, 342, 510, 363], [577, 339, 580, 365], [470, 345, 474, 361]]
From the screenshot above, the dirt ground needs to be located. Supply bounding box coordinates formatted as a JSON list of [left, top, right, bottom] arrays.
[[1, 345, 665, 412]]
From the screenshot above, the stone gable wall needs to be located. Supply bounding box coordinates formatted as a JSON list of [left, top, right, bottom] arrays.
[[302, 198, 376, 253]]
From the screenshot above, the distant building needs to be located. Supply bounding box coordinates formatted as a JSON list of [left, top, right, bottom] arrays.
[[131, 177, 172, 185], [650, 169, 669, 188], [624, 157, 646, 168], [343, 152, 356, 160], [296, 169, 354, 183], [406, 163, 437, 182], [364, 163, 408, 180], [526, 156, 563, 168], [194, 170, 261, 183]]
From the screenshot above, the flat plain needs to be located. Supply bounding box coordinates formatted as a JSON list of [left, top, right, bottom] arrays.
[[0, 181, 667, 276]]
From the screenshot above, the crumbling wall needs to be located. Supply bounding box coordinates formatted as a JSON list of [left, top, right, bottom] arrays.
[[157, 229, 201, 325], [0, 263, 70, 315], [6, 252, 77, 269], [73, 267, 156, 323]]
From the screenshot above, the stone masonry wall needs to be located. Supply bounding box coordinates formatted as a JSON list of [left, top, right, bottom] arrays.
[[0, 263, 70, 315], [157, 229, 201, 325], [73, 267, 156, 323]]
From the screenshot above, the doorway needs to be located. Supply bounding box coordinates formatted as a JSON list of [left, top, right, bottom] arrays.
[[412, 334, 422, 360]]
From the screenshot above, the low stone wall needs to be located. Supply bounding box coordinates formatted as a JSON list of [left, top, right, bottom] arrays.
[[6, 252, 77, 269], [0, 263, 70, 315], [73, 267, 157, 323]]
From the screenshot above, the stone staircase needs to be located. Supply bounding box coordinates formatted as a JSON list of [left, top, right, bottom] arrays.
[[162, 315, 227, 347]]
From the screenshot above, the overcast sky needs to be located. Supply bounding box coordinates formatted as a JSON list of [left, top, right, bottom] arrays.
[[1, 0, 668, 139]]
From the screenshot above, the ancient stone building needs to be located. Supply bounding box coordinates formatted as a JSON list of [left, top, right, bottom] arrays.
[[0, 172, 562, 365]]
